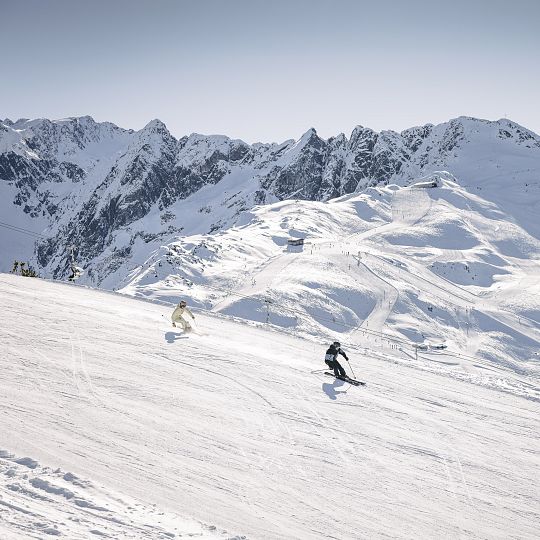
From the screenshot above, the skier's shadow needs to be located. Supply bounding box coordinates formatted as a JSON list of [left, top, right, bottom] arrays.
[[165, 331, 189, 344], [322, 379, 347, 400]]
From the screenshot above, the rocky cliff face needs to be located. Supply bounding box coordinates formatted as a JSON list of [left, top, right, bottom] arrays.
[[1, 115, 539, 282]]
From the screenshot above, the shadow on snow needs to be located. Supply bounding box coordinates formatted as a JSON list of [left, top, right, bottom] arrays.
[[322, 378, 348, 400]]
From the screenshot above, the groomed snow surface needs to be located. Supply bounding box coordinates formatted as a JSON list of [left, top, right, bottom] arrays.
[[120, 177, 540, 402], [1, 273, 539, 539]]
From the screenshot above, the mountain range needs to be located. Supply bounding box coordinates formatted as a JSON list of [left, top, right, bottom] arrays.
[[1, 114, 540, 373], [1, 114, 538, 283]]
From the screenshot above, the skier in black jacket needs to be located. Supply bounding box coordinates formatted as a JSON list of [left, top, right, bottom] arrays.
[[325, 341, 349, 378]]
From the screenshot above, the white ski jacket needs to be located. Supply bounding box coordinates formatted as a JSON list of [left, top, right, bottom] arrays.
[[171, 304, 194, 324]]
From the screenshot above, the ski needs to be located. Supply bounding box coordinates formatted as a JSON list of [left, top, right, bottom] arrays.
[[324, 372, 366, 386]]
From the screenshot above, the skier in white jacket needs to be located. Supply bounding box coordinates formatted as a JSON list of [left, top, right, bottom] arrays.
[[171, 300, 195, 331]]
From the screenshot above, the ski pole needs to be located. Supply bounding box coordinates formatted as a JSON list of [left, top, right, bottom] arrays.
[[346, 358, 356, 379]]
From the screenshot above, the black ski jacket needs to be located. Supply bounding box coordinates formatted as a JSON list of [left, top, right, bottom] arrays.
[[325, 344, 348, 361]]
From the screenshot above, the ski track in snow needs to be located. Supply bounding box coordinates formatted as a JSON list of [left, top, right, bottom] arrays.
[[1, 273, 539, 539], [0, 449, 237, 540]]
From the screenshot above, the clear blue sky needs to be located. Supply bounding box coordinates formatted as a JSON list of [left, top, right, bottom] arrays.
[[1, 0, 539, 142]]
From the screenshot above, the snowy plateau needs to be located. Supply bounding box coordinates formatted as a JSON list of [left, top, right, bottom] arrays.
[[0, 115, 540, 539]]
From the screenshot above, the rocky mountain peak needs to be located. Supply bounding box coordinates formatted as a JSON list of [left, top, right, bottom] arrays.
[[296, 127, 322, 148], [141, 118, 169, 134]]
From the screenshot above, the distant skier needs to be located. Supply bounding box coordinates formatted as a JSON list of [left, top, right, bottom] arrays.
[[324, 341, 349, 378], [68, 261, 83, 281], [67, 246, 83, 281], [171, 300, 195, 332]]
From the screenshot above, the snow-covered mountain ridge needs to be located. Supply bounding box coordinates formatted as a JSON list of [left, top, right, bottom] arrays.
[[1, 114, 539, 282]]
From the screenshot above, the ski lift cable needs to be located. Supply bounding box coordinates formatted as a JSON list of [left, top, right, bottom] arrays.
[[0, 220, 48, 239]]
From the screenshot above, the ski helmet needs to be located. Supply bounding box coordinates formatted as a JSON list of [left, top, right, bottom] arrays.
[[179, 300, 187, 307], [333, 341, 341, 347]]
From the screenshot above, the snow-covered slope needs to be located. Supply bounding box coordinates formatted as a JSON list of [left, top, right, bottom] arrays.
[[118, 174, 540, 388], [1, 273, 539, 539]]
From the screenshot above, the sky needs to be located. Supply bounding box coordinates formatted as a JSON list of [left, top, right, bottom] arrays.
[[1, 0, 539, 143]]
